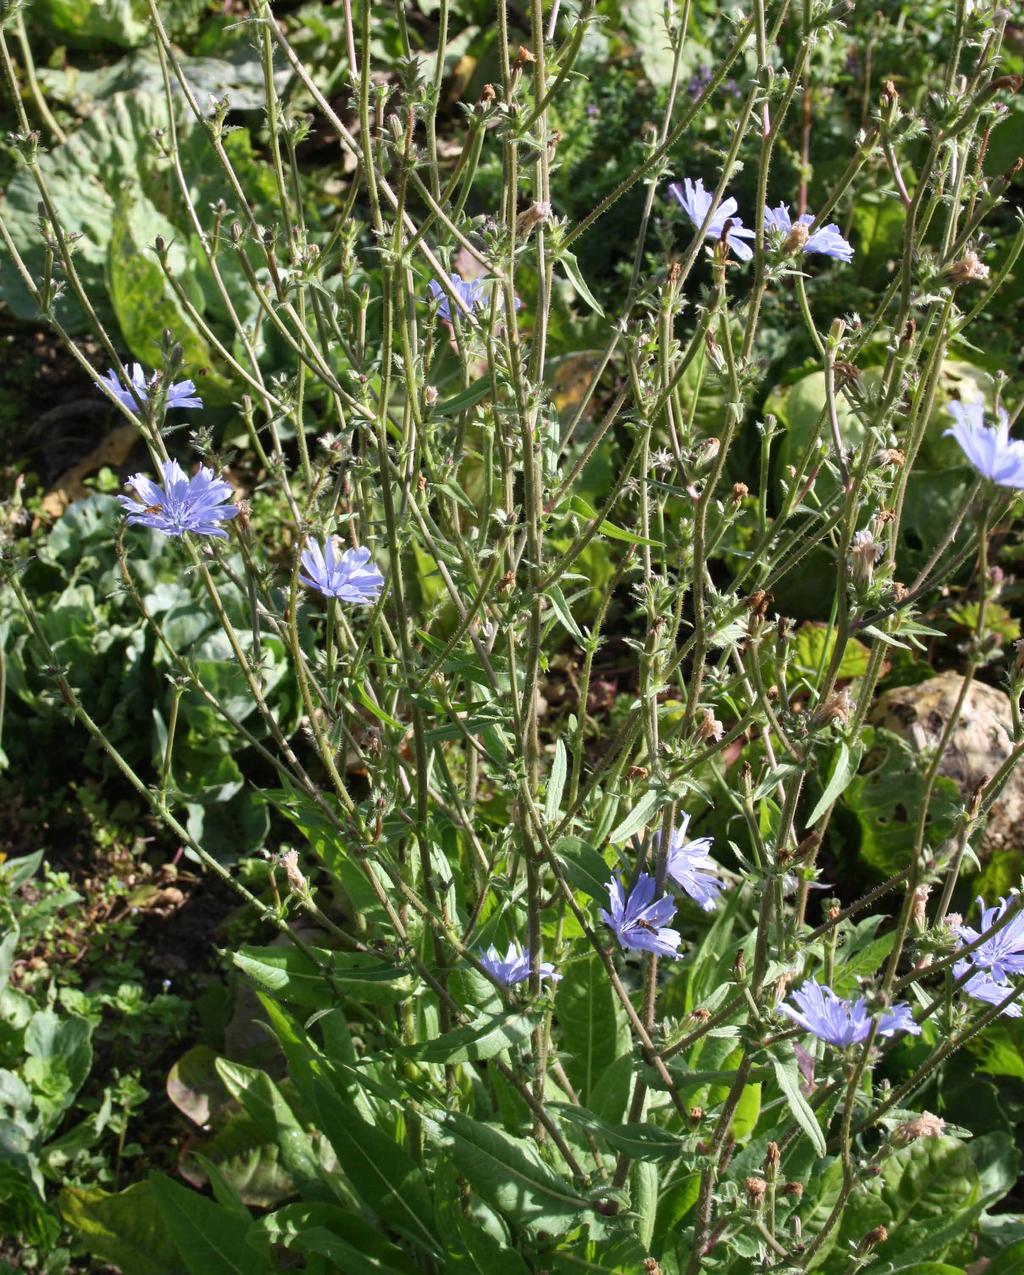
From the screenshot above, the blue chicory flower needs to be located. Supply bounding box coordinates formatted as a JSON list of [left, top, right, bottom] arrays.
[[955, 896, 1024, 982], [100, 363, 203, 413], [299, 538, 385, 604], [945, 402, 1024, 488], [953, 959, 1022, 1018], [478, 942, 560, 988], [667, 177, 755, 261], [119, 459, 238, 539], [764, 203, 854, 262], [779, 981, 920, 1048], [427, 273, 492, 322], [664, 814, 724, 912], [600, 873, 683, 958]]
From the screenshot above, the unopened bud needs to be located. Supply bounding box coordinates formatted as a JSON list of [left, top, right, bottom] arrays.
[[744, 1176, 767, 1207], [747, 589, 772, 620], [858, 1226, 889, 1254]]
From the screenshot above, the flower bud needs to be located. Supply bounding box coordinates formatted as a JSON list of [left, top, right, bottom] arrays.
[[857, 1226, 889, 1254], [744, 1176, 767, 1208]]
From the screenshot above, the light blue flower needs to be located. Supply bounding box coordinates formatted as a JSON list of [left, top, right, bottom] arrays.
[[119, 460, 237, 539], [667, 177, 755, 261], [955, 896, 1024, 981], [764, 203, 854, 262], [299, 539, 385, 604], [779, 981, 920, 1048], [600, 873, 683, 958], [953, 959, 1022, 1018], [478, 942, 560, 988], [100, 363, 203, 413], [427, 273, 491, 321], [664, 814, 724, 912], [945, 403, 1024, 488]]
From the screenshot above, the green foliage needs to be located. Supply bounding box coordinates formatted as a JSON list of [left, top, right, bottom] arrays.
[[2, 0, 1024, 1270]]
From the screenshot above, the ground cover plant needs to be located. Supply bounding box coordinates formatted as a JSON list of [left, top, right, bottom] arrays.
[[1, 0, 1024, 1270]]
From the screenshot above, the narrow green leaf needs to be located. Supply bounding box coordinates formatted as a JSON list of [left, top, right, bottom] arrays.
[[435, 376, 492, 416], [545, 739, 568, 823], [806, 739, 865, 826], [548, 1104, 686, 1164], [546, 583, 585, 643], [557, 250, 605, 316], [607, 789, 661, 845], [769, 1051, 826, 1157]]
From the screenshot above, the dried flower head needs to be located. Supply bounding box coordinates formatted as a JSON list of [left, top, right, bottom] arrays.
[[896, 1111, 945, 1142], [945, 251, 990, 285]]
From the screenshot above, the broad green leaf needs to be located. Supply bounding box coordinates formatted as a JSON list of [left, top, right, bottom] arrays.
[[166, 1045, 230, 1127], [59, 1183, 185, 1275], [424, 1108, 588, 1235], [149, 1172, 272, 1275], [986, 1240, 1024, 1275], [555, 835, 612, 904], [107, 194, 226, 392], [803, 1136, 981, 1271], [548, 1104, 687, 1164], [769, 1048, 826, 1157], [253, 1203, 419, 1274], [232, 944, 413, 1007], [214, 1060, 325, 1195], [312, 1079, 440, 1256], [555, 954, 629, 1104], [417, 1010, 537, 1064], [842, 731, 960, 876]]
